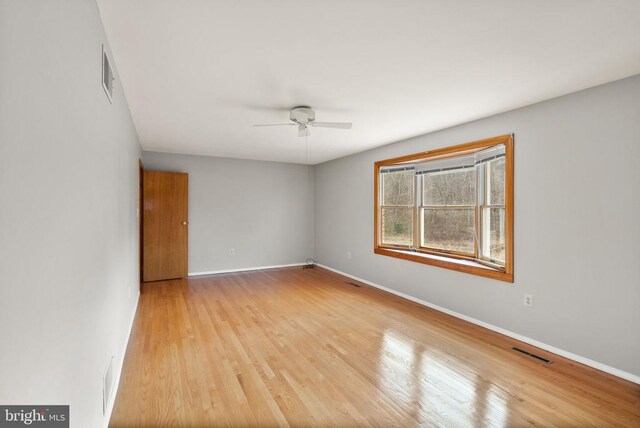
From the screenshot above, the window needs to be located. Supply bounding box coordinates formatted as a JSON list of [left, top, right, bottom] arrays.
[[374, 134, 513, 282], [380, 168, 414, 246]]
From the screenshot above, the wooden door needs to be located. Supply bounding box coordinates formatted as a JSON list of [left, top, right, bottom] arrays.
[[143, 170, 188, 282]]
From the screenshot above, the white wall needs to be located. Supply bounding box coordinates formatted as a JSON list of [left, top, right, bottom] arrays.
[[142, 152, 315, 274], [314, 75, 640, 378], [0, 1, 141, 427]]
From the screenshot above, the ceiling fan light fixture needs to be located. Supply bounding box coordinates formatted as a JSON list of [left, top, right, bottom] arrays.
[[290, 106, 315, 125], [253, 106, 352, 137]]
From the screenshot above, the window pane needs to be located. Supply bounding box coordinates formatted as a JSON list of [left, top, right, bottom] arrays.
[[381, 207, 413, 246], [422, 208, 475, 254], [488, 157, 505, 205], [423, 169, 475, 206], [380, 171, 415, 205], [382, 170, 414, 206], [485, 207, 506, 263]]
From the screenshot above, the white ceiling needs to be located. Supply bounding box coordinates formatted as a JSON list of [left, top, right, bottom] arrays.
[[97, 0, 640, 165]]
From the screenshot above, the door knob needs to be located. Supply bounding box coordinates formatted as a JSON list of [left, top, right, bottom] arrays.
[[182, 221, 188, 225]]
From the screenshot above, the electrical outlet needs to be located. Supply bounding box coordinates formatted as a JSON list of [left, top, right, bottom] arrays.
[[524, 294, 534, 308], [346, 251, 351, 260], [229, 249, 235, 256]]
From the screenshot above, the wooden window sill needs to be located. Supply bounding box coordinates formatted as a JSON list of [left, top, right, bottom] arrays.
[[374, 247, 514, 283]]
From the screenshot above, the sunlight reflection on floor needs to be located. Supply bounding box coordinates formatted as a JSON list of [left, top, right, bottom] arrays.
[[378, 329, 509, 427]]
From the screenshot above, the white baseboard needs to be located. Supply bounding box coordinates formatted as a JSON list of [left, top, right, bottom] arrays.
[[104, 290, 140, 428], [189, 263, 305, 277], [317, 263, 640, 385]]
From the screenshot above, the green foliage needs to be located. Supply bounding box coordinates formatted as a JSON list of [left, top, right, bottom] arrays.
[[393, 222, 406, 235]]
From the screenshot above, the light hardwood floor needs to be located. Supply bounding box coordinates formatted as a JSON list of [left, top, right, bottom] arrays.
[[109, 267, 640, 427]]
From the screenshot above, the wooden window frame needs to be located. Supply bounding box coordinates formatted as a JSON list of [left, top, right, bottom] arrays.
[[374, 134, 514, 283]]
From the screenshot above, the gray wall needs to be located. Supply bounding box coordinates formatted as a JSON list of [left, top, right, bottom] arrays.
[[142, 152, 315, 273], [314, 75, 640, 377], [0, 1, 141, 427]]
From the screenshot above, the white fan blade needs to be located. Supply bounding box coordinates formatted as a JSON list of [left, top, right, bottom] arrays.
[[253, 123, 296, 127], [310, 122, 352, 129], [298, 124, 309, 137]]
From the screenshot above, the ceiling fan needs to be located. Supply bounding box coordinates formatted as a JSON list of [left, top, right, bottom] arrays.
[[253, 106, 352, 137]]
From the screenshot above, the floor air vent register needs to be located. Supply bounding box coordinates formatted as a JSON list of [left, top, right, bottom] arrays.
[[340, 280, 552, 364], [512, 347, 552, 364]]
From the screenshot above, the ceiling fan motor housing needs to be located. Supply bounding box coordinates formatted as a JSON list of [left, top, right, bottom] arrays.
[[290, 106, 315, 125]]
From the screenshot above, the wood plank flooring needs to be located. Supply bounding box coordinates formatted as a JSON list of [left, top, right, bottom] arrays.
[[109, 267, 640, 427]]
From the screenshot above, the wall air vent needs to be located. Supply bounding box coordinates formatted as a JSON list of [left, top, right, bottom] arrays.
[[102, 45, 114, 103], [103, 356, 115, 414]]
